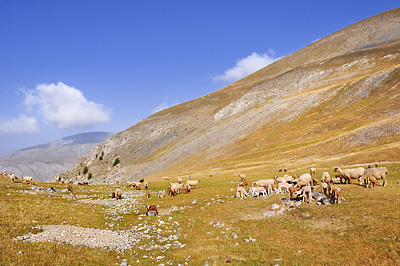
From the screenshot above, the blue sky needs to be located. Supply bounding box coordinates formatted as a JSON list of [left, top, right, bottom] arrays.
[[0, 1, 398, 155]]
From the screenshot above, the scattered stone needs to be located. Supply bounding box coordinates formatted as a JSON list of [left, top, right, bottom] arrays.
[[284, 198, 292, 205], [232, 233, 238, 239], [293, 201, 302, 207], [271, 203, 280, 210], [263, 211, 276, 217]]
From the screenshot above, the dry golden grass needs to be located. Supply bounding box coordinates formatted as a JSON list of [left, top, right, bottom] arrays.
[[1, 163, 399, 265]]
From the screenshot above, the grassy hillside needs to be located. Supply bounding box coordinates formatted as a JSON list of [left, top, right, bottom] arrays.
[[1, 164, 399, 265]]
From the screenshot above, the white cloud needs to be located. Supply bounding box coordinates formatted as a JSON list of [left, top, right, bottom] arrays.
[[0, 114, 38, 134], [24, 82, 111, 129], [213, 51, 280, 83]]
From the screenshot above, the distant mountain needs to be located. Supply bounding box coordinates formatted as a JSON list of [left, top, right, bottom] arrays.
[[64, 8, 400, 184], [0, 132, 114, 182]]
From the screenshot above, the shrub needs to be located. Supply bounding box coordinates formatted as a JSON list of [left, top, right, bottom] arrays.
[[83, 166, 88, 175], [113, 158, 120, 167]]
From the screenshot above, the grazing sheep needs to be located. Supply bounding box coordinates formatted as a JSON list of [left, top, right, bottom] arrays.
[[252, 179, 275, 188], [294, 185, 312, 203], [162, 176, 170, 180], [183, 183, 191, 193], [115, 188, 122, 199], [276, 175, 294, 183], [332, 174, 343, 184], [334, 167, 365, 184], [276, 181, 293, 194], [320, 172, 330, 183], [127, 181, 132, 187], [144, 182, 149, 189], [22, 176, 34, 183], [310, 168, 317, 175], [145, 191, 151, 198], [139, 178, 145, 183], [359, 167, 388, 187], [248, 186, 267, 197], [146, 205, 158, 215], [293, 173, 312, 187], [177, 177, 182, 184], [289, 186, 300, 199], [186, 180, 200, 188], [67, 185, 73, 192], [115, 179, 119, 184], [169, 182, 184, 196], [238, 181, 248, 186], [236, 186, 248, 198], [330, 187, 340, 204]]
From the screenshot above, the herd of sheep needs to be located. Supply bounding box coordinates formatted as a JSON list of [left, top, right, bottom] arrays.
[[3, 164, 389, 208], [236, 165, 388, 204]]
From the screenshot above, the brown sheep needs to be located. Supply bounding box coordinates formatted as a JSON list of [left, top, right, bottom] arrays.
[[67, 185, 73, 192], [330, 187, 340, 204], [289, 186, 300, 199], [146, 205, 158, 215], [238, 181, 248, 186]]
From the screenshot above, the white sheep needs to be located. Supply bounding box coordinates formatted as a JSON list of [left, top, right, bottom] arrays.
[[359, 167, 388, 187], [320, 172, 330, 183], [334, 167, 365, 184], [293, 173, 312, 187], [236, 186, 248, 198], [276, 181, 293, 194], [158, 190, 165, 198], [293, 185, 312, 203], [22, 176, 33, 183], [169, 182, 184, 196], [9, 174, 17, 182], [252, 179, 275, 194], [248, 186, 267, 197], [186, 180, 200, 188], [115, 179, 119, 184], [276, 175, 294, 183], [177, 177, 182, 184], [162, 176, 170, 180]]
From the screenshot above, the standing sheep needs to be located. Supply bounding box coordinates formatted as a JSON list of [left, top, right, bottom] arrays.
[[334, 167, 365, 184], [359, 167, 388, 187], [320, 172, 330, 183]]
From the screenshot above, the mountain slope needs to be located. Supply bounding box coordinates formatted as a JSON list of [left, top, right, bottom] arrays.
[[0, 132, 114, 182], [63, 8, 400, 183]]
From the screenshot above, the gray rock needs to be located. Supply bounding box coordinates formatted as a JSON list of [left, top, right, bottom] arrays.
[[312, 192, 327, 201], [284, 198, 292, 205], [232, 233, 238, 239], [263, 211, 276, 217], [271, 203, 280, 210], [293, 201, 302, 207]]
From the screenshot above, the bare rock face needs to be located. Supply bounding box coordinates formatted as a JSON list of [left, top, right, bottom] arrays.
[[65, 8, 400, 184]]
